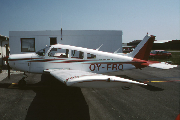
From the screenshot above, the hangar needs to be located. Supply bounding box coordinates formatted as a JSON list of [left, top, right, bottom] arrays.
[[9, 30, 122, 54]]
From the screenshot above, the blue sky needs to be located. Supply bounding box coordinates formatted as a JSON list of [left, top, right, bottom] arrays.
[[0, 0, 179, 42]]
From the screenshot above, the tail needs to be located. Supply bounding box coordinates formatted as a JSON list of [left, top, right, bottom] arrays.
[[127, 34, 155, 60], [127, 34, 177, 70]]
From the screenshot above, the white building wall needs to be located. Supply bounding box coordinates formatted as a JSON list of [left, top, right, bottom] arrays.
[[9, 30, 122, 54]]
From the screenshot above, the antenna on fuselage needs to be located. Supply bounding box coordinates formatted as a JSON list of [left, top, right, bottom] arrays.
[[114, 48, 120, 53], [96, 44, 103, 51]]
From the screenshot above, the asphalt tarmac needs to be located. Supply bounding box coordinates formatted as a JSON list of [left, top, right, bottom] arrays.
[[0, 66, 179, 120]]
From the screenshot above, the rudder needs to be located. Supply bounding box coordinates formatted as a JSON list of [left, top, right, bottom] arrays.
[[127, 34, 155, 60]]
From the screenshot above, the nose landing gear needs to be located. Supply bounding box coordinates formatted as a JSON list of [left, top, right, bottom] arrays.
[[18, 72, 28, 89]]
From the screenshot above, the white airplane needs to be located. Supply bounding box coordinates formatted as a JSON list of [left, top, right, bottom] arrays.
[[8, 34, 177, 88]]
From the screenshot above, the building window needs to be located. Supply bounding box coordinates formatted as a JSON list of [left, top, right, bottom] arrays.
[[21, 38, 35, 52], [50, 37, 57, 45]]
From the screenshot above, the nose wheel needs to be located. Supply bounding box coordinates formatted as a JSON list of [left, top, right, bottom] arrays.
[[18, 72, 28, 89]]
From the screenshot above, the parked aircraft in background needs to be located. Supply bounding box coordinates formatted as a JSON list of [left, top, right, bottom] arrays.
[[8, 34, 177, 88]]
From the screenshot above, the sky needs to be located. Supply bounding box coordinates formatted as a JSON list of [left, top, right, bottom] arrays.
[[0, 0, 179, 42]]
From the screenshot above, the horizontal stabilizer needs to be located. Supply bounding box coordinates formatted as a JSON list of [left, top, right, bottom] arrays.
[[148, 62, 178, 69]]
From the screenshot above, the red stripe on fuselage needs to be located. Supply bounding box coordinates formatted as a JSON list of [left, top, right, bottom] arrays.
[[132, 58, 160, 68]]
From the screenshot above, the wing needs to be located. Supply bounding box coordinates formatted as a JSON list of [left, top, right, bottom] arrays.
[[44, 69, 147, 88]]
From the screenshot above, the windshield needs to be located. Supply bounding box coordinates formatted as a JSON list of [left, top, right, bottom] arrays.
[[36, 46, 50, 56]]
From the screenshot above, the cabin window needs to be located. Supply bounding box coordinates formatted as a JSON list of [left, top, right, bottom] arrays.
[[71, 50, 84, 59], [21, 38, 35, 52], [48, 48, 69, 58], [72, 50, 76, 56], [79, 51, 84, 59], [87, 53, 96, 59]]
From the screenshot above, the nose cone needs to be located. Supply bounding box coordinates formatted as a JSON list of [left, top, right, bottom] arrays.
[[8, 55, 13, 68], [8, 54, 17, 70], [8, 54, 16, 60]]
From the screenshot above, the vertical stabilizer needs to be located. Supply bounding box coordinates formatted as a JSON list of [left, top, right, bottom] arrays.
[[127, 35, 155, 60]]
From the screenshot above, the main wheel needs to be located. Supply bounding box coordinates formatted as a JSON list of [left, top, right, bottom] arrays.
[[18, 79, 26, 89]]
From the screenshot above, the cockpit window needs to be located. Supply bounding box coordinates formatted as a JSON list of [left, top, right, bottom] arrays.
[[48, 48, 69, 58], [36, 46, 50, 56]]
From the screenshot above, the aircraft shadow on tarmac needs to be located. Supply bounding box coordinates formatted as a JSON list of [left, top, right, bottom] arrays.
[[0, 74, 90, 120], [0, 74, 164, 119], [116, 75, 164, 91], [25, 74, 90, 120]]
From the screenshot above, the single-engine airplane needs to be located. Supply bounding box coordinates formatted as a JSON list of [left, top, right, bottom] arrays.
[[8, 34, 177, 88]]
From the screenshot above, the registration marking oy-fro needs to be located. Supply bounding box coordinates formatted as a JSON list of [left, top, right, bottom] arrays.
[[89, 64, 123, 71]]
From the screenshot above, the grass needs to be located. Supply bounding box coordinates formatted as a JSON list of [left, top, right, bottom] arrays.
[[149, 52, 180, 65]]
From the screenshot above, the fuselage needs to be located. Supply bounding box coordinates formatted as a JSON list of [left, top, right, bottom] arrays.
[[9, 44, 135, 74]]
